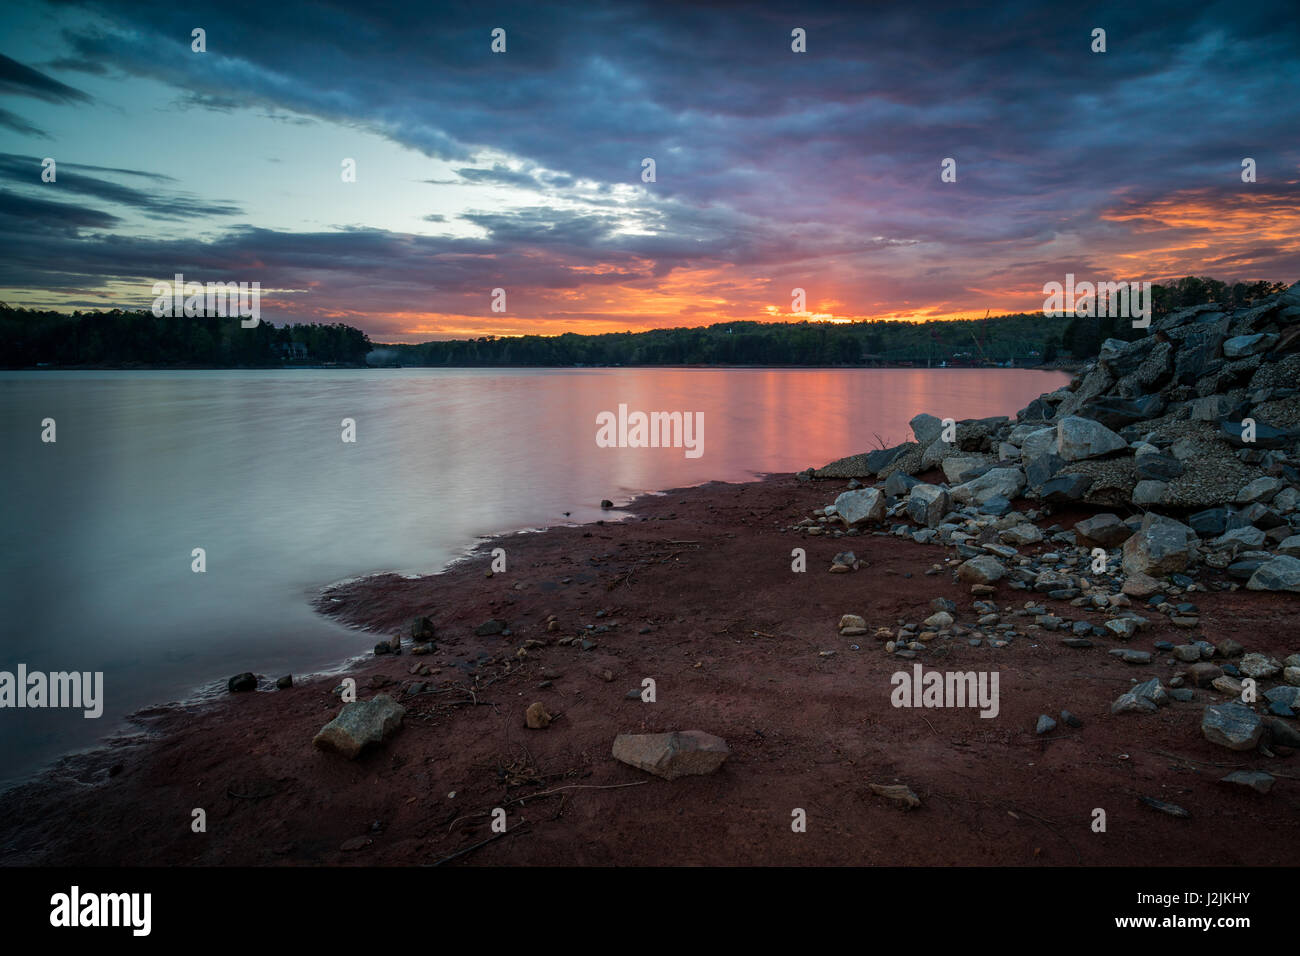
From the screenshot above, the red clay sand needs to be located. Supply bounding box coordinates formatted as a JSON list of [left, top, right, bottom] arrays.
[[1, 474, 1297, 866]]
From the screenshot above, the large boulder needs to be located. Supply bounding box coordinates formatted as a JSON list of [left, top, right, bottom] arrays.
[[1057, 416, 1128, 461], [957, 555, 1005, 584], [1121, 513, 1195, 577], [910, 413, 945, 446], [906, 484, 951, 528], [949, 467, 1026, 506], [833, 488, 886, 526], [313, 694, 406, 759], [1247, 555, 1300, 593], [1074, 513, 1132, 548], [612, 730, 730, 780], [1201, 702, 1263, 751], [867, 442, 919, 474]]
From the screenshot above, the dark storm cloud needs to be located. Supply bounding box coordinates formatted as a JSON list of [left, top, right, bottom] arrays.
[[0, 153, 240, 218], [0, 52, 92, 103]]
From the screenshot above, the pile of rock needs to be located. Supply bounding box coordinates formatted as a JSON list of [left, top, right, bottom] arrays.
[[804, 281, 1300, 595]]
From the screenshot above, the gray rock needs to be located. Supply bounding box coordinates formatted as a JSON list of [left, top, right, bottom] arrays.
[[1239, 653, 1282, 679], [910, 413, 945, 446], [313, 694, 406, 759], [1111, 691, 1158, 714], [1219, 771, 1274, 794], [1040, 473, 1093, 503], [884, 471, 921, 497], [1109, 649, 1152, 664], [906, 484, 951, 528], [1135, 454, 1184, 481], [1247, 555, 1300, 592], [1035, 714, 1057, 734], [1223, 332, 1278, 358], [227, 672, 257, 693], [1057, 416, 1128, 461], [957, 555, 1005, 585], [1122, 513, 1194, 577], [1132, 480, 1169, 506], [1201, 702, 1263, 751], [1073, 513, 1131, 548], [612, 730, 731, 780], [834, 488, 886, 527], [949, 467, 1026, 506], [1235, 476, 1284, 505]]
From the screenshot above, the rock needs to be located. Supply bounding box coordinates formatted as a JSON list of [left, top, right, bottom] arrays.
[[611, 730, 730, 780], [1077, 395, 1165, 430], [1220, 419, 1293, 449], [957, 555, 1005, 585], [1121, 572, 1160, 597], [834, 488, 886, 527], [839, 614, 867, 631], [1187, 662, 1223, 687], [1223, 332, 1278, 358], [600, 499, 614, 509], [227, 672, 257, 693], [1000, 524, 1043, 546], [1236, 476, 1284, 504], [313, 695, 406, 759], [275, 674, 293, 690], [1105, 618, 1138, 640], [978, 495, 1013, 516], [1265, 686, 1300, 708], [869, 782, 922, 809], [1132, 480, 1169, 506], [865, 442, 919, 474], [1200, 702, 1263, 751], [1265, 717, 1300, 748], [906, 484, 951, 528], [475, 619, 507, 636], [1074, 513, 1131, 548], [1122, 513, 1194, 577], [525, 701, 552, 729], [1132, 678, 1169, 706], [1212, 526, 1267, 550], [1060, 709, 1082, 728], [1035, 714, 1057, 734], [884, 471, 920, 497], [1219, 771, 1275, 794], [1239, 653, 1282, 679], [1276, 535, 1300, 557], [1040, 473, 1095, 503], [1285, 666, 1300, 686], [1109, 649, 1152, 664], [410, 616, 436, 640], [1057, 416, 1128, 461], [1135, 454, 1185, 482], [949, 467, 1026, 506], [910, 413, 945, 445], [1111, 691, 1158, 714], [1247, 555, 1300, 592], [923, 611, 954, 629], [1173, 644, 1201, 663], [1139, 796, 1190, 819]]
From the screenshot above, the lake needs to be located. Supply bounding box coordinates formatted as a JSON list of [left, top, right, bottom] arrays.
[[0, 367, 1068, 784]]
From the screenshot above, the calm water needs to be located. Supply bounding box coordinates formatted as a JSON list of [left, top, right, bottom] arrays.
[[0, 367, 1066, 783]]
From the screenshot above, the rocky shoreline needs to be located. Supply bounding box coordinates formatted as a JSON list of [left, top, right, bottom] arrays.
[[2, 287, 1298, 865]]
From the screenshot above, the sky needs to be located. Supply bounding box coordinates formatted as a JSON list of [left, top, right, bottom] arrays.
[[1, 0, 1298, 342]]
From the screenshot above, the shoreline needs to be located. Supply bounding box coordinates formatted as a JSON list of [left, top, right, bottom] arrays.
[[2, 470, 1296, 866]]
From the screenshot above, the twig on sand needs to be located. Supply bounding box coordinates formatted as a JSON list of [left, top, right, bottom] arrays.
[[425, 824, 530, 867]]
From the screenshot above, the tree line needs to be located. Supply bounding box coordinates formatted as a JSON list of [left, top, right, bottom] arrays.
[[1, 276, 1289, 369], [0, 307, 372, 367]]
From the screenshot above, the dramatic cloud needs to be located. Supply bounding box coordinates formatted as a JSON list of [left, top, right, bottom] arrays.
[[0, 0, 1297, 337]]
